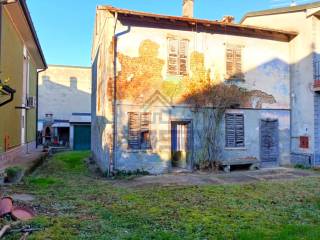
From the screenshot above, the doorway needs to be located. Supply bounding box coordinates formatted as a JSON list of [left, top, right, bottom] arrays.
[[260, 119, 279, 167], [171, 121, 192, 170], [73, 125, 91, 150]]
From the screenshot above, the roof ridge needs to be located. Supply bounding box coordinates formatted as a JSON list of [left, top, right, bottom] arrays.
[[240, 1, 320, 23], [98, 5, 297, 37]]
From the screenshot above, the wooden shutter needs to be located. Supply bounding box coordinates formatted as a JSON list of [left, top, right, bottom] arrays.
[[235, 114, 244, 147], [168, 38, 179, 74], [225, 114, 236, 147], [234, 48, 242, 77], [128, 112, 140, 149], [179, 40, 188, 75], [225, 113, 244, 147], [226, 48, 234, 77], [140, 113, 151, 149], [140, 112, 151, 132], [226, 46, 243, 79]]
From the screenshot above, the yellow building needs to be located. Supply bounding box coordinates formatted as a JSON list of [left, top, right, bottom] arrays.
[[0, 0, 46, 166]]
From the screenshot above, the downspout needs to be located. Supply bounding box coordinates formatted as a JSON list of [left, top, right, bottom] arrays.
[[36, 68, 46, 148], [0, 84, 16, 107], [111, 12, 131, 175]]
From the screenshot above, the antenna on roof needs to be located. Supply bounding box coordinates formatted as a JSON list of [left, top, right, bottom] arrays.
[[290, 0, 297, 6], [270, 0, 312, 8]]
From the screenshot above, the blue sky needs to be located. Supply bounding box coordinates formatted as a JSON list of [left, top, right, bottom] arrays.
[[27, 0, 315, 67]]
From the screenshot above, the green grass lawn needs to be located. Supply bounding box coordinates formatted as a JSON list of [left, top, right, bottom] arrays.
[[2, 151, 320, 240]]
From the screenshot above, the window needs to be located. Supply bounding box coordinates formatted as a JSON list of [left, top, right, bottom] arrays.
[[168, 38, 189, 75], [42, 75, 50, 84], [226, 45, 244, 80], [70, 77, 77, 89], [128, 112, 151, 150], [225, 113, 244, 148]]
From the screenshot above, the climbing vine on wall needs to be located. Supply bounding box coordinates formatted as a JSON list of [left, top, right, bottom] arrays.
[[185, 83, 247, 170]]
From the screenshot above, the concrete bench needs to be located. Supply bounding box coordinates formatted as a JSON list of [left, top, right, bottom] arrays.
[[221, 158, 260, 172]]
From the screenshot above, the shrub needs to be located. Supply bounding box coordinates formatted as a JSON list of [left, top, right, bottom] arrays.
[[5, 166, 23, 183]]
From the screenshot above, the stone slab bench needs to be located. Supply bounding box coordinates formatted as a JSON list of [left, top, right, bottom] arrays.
[[221, 158, 260, 172]]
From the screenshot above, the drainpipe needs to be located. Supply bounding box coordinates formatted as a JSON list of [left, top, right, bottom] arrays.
[[36, 68, 46, 148], [111, 13, 131, 175], [0, 83, 15, 107]]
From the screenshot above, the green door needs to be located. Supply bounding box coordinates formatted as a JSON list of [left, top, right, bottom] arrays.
[[73, 125, 91, 150]]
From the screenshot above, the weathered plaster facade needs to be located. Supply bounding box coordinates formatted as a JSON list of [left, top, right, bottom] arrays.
[[241, 2, 320, 167], [92, 6, 296, 174]]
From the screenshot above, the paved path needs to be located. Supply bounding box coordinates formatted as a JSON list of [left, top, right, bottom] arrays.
[[114, 168, 319, 188], [0, 148, 47, 171]]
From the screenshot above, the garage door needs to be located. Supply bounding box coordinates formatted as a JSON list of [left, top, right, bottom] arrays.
[[74, 125, 91, 150]]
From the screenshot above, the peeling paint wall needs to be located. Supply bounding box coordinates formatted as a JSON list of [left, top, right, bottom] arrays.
[[92, 10, 292, 174], [242, 10, 320, 166], [115, 24, 290, 108], [91, 10, 116, 173], [114, 107, 290, 174]]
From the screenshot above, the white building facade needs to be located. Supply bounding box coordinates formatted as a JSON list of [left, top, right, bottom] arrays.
[[38, 65, 92, 150]]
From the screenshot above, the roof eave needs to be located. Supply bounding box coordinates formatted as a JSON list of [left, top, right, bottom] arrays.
[[240, 1, 320, 24], [18, 0, 47, 70], [100, 5, 297, 42]]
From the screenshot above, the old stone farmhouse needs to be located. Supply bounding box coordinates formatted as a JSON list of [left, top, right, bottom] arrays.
[[91, 0, 320, 174]]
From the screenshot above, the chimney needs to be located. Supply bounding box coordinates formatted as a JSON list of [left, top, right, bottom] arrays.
[[221, 16, 235, 24], [182, 0, 194, 18]]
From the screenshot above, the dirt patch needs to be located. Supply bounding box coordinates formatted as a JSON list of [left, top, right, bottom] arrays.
[[111, 168, 320, 188], [216, 174, 259, 183]]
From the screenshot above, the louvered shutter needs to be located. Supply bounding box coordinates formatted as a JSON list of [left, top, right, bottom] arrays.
[[235, 48, 242, 76], [140, 113, 150, 132], [225, 113, 245, 147], [235, 114, 244, 147], [226, 46, 243, 79], [179, 40, 188, 75], [128, 112, 140, 149], [225, 114, 236, 147], [226, 48, 234, 77], [140, 112, 151, 149], [168, 38, 179, 74]]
